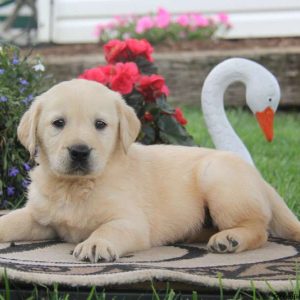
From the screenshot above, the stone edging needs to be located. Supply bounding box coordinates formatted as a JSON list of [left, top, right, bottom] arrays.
[[43, 47, 300, 107]]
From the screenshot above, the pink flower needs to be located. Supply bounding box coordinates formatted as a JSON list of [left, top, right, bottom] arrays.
[[215, 12, 232, 28], [136, 16, 155, 33], [217, 12, 230, 25], [114, 15, 129, 27], [155, 7, 170, 28], [94, 20, 119, 38], [177, 14, 190, 27], [101, 20, 117, 30], [191, 14, 209, 27], [94, 24, 105, 37]]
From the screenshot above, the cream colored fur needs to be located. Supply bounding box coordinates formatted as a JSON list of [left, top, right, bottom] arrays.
[[0, 79, 299, 262]]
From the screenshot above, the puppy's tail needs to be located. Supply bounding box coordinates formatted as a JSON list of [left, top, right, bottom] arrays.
[[267, 183, 300, 241]]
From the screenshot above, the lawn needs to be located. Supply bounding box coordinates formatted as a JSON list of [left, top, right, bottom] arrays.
[[183, 107, 300, 217]]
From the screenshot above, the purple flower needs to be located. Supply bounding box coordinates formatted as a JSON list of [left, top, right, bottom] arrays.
[[0, 69, 4, 75], [0, 96, 7, 102], [19, 87, 26, 94], [12, 56, 19, 65], [19, 79, 29, 86], [8, 167, 19, 177], [22, 179, 30, 188], [23, 162, 31, 171], [7, 186, 15, 196], [22, 94, 34, 105]]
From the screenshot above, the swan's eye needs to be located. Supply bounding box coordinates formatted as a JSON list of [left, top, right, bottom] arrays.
[[268, 98, 272, 102]]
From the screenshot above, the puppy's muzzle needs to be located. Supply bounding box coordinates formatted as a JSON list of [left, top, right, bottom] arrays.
[[68, 144, 91, 163]]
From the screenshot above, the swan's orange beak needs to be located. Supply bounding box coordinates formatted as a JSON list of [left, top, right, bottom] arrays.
[[255, 107, 275, 142]]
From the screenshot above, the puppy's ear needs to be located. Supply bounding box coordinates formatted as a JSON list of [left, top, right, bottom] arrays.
[[17, 99, 41, 158], [117, 98, 141, 153]]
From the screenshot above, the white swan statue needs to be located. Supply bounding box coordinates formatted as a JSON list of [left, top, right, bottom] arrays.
[[201, 58, 281, 166]]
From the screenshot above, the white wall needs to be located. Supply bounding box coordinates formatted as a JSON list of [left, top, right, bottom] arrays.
[[37, 0, 300, 43]]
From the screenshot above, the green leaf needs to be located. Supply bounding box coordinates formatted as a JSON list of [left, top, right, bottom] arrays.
[[157, 115, 196, 146], [0, 44, 54, 208], [156, 97, 174, 114], [124, 91, 145, 117], [134, 56, 158, 75], [139, 123, 156, 145]]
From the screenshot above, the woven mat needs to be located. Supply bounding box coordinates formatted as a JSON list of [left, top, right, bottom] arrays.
[[0, 237, 299, 292]]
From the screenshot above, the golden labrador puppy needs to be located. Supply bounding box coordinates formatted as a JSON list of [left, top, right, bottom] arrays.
[[0, 79, 299, 263]]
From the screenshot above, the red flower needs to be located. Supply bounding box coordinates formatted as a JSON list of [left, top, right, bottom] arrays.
[[136, 74, 169, 102], [101, 62, 139, 94], [144, 111, 154, 122], [125, 39, 154, 62], [104, 40, 128, 64], [173, 108, 187, 125], [99, 65, 114, 78], [111, 62, 139, 94], [104, 39, 154, 64], [79, 62, 139, 95], [78, 67, 107, 84], [161, 84, 169, 96]]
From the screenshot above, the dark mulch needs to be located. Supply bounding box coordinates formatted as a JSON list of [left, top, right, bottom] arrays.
[[24, 37, 300, 56]]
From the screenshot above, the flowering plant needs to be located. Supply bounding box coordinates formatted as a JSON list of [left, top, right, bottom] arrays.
[[0, 44, 53, 208], [96, 8, 231, 44], [79, 39, 196, 146]]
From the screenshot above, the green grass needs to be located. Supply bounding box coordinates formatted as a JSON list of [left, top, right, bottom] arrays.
[[183, 107, 300, 217], [1, 276, 300, 299]]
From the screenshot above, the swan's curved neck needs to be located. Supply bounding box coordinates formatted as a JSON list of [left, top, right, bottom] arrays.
[[201, 59, 254, 165]]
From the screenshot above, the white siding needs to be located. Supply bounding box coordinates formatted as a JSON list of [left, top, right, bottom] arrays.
[[36, 0, 52, 43], [37, 0, 300, 43]]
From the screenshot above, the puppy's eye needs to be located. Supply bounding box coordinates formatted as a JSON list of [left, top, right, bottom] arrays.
[[52, 119, 65, 129], [95, 120, 107, 130]]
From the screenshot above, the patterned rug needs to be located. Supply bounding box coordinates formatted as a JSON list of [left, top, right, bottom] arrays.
[[0, 237, 299, 292]]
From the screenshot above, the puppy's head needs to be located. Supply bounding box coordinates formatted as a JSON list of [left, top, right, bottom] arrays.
[[18, 79, 140, 177]]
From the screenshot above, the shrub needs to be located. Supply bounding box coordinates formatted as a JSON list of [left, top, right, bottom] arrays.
[[96, 8, 231, 44], [79, 38, 196, 146], [0, 44, 53, 208]]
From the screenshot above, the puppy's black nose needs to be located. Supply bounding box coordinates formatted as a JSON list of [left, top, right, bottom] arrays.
[[68, 144, 91, 161]]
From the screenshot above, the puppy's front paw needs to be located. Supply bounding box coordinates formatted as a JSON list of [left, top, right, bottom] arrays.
[[73, 238, 119, 263]]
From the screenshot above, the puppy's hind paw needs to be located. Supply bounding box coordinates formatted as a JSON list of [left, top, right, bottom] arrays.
[[207, 232, 240, 253], [73, 238, 119, 263]]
